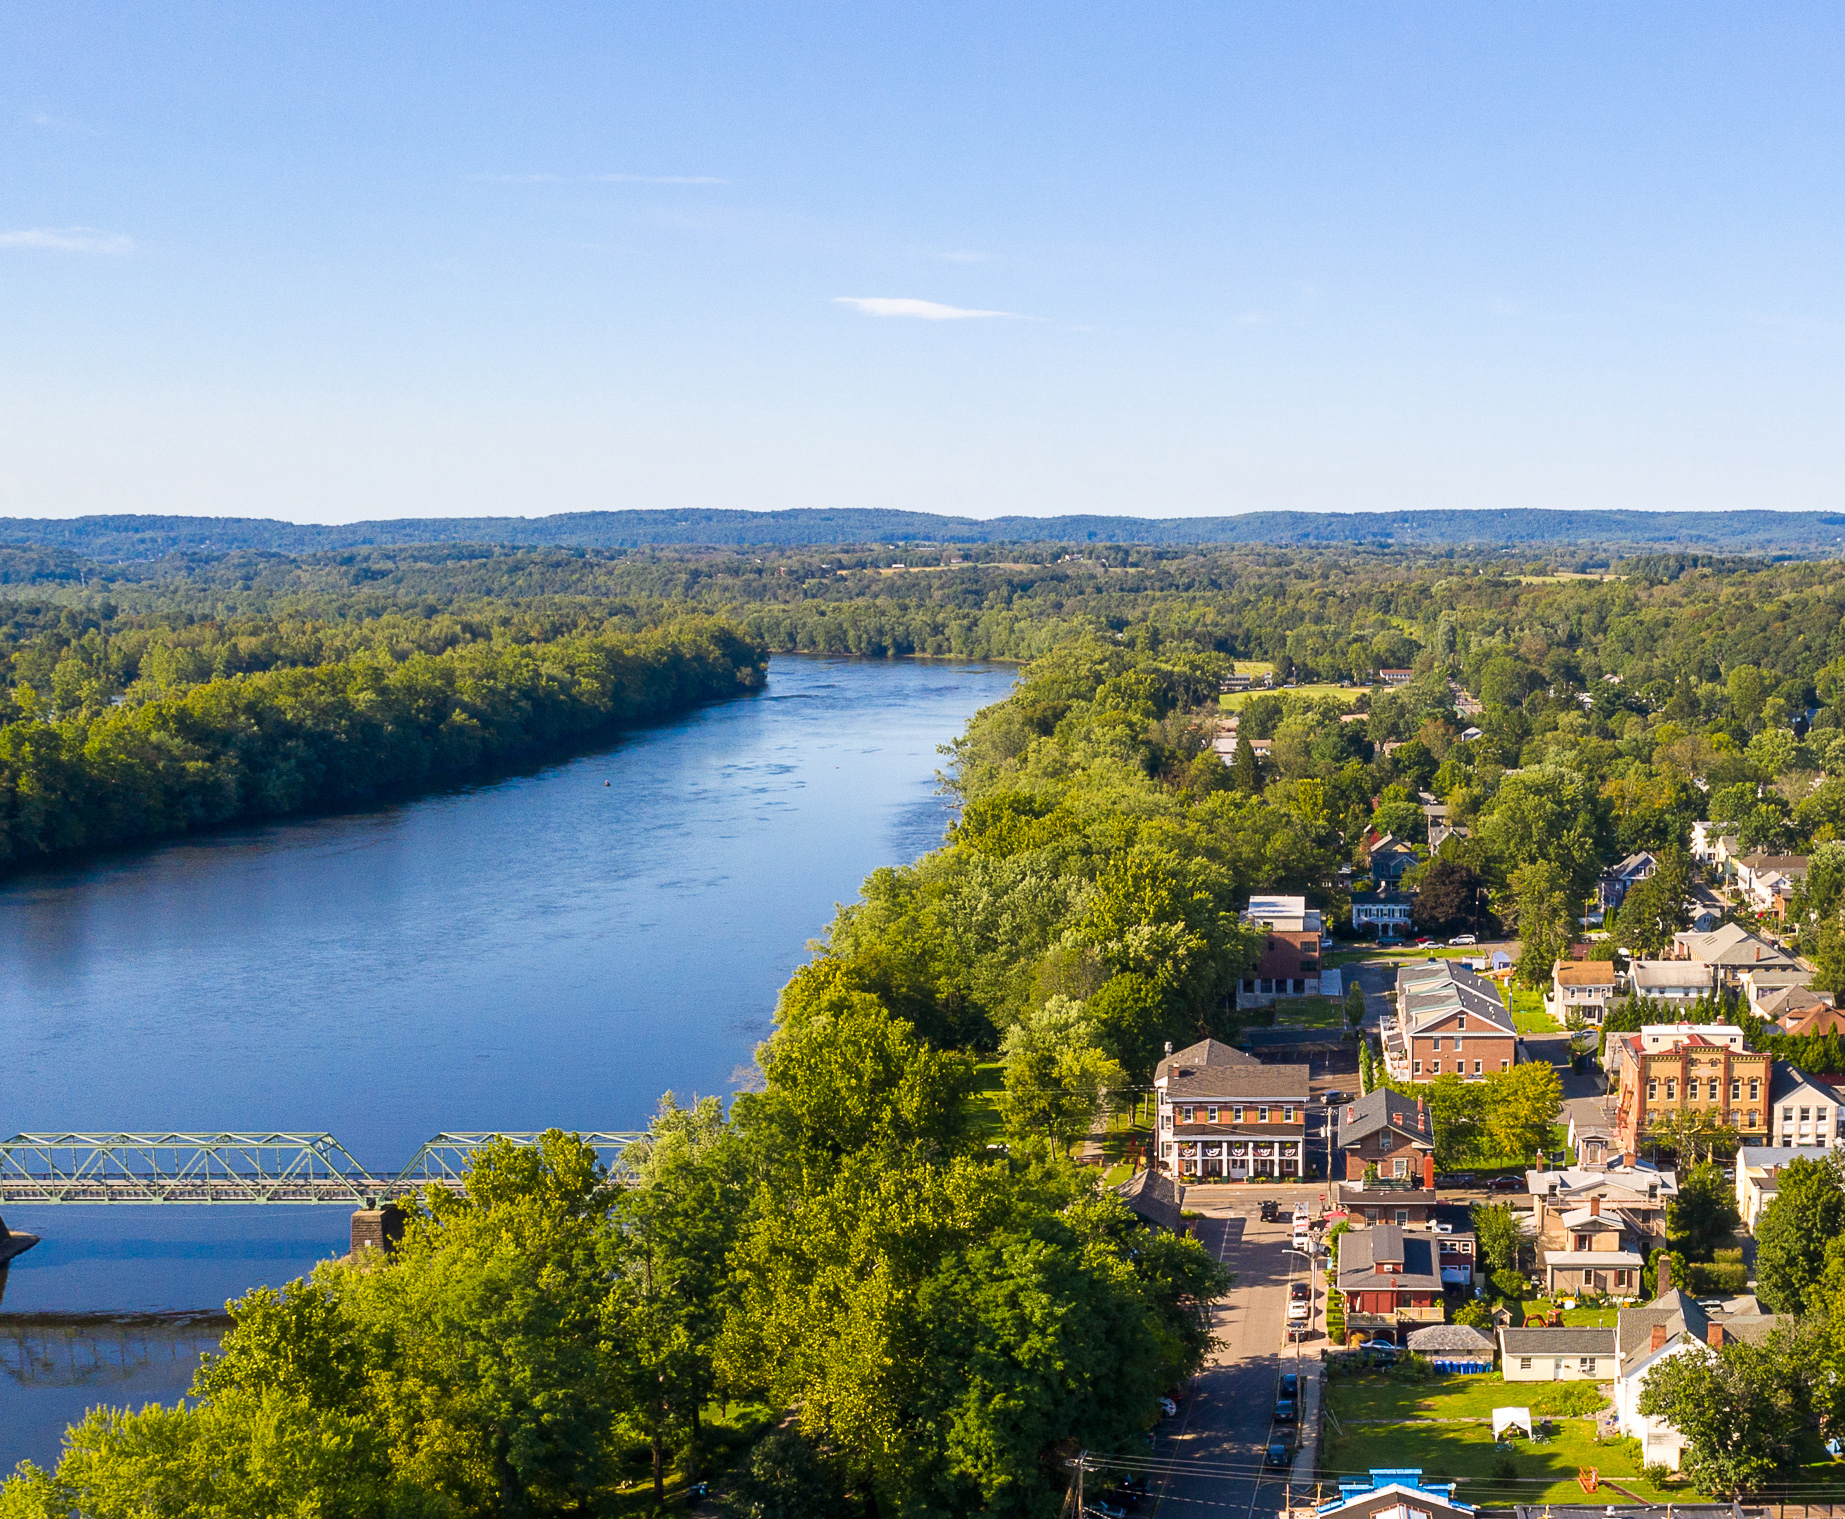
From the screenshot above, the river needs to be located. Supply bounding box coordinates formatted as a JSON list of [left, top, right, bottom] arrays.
[[0, 653, 1014, 1472]]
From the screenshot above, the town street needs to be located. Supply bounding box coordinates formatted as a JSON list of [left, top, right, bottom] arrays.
[[1142, 1186, 1327, 1519]]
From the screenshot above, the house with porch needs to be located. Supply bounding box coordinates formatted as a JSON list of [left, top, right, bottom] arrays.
[[1154, 1038, 1309, 1180], [1527, 1161, 1676, 1255], [1670, 923, 1798, 985], [1534, 1194, 1645, 1297], [1547, 960, 1619, 1026], [1335, 1224, 1444, 1345]]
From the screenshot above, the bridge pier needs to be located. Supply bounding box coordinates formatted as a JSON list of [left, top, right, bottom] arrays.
[[349, 1202, 405, 1257]]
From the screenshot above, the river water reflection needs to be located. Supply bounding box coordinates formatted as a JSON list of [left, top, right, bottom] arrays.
[[0, 655, 1013, 1469]]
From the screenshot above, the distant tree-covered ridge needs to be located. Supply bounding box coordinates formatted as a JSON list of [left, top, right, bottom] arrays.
[[0, 611, 765, 870], [4, 504, 1845, 558]]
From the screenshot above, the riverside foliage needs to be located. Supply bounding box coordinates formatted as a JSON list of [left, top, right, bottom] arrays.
[[0, 610, 766, 869]]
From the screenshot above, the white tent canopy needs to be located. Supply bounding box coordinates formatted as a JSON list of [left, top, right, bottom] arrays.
[[1492, 1407, 1533, 1441]]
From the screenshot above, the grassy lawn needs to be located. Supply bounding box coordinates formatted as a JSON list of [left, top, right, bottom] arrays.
[[1273, 996, 1346, 1028], [1506, 983, 1560, 1033], [1219, 684, 1360, 711], [1328, 1372, 1608, 1423], [1325, 1418, 1669, 1506], [966, 1059, 1005, 1141]]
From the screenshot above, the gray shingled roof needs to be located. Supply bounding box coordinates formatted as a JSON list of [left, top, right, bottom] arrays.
[[1407, 1323, 1496, 1354], [1115, 1168, 1185, 1231], [1166, 1063, 1310, 1102], [1500, 1326, 1616, 1356], [1154, 1037, 1259, 1082], [1338, 1087, 1435, 1148]]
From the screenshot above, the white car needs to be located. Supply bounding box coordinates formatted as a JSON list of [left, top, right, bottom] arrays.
[[1447, 934, 1478, 946], [1157, 1397, 1179, 1417], [1287, 1299, 1310, 1321]]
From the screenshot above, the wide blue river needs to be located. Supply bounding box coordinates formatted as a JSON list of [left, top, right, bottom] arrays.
[[0, 654, 1014, 1471]]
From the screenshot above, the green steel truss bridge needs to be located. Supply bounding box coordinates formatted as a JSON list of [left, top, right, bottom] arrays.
[[0, 1132, 646, 1204]]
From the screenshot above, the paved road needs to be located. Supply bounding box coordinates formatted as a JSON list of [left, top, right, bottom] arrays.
[[1138, 1189, 1322, 1519]]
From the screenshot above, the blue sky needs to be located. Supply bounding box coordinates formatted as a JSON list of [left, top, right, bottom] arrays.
[[2, 5, 1841, 522]]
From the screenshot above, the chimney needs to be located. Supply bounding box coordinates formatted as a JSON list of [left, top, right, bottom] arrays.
[[1623, 1150, 1636, 1168], [1657, 1257, 1672, 1297], [1707, 1321, 1725, 1349], [1424, 1152, 1436, 1190], [1590, 1196, 1601, 1216], [1164, 1041, 1173, 1055], [1650, 1323, 1669, 1353], [1418, 1100, 1428, 1133]]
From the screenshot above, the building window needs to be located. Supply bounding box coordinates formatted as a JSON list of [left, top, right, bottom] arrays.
[[1393, 1159, 1408, 1178], [1458, 1016, 1467, 1031], [1666, 1080, 1676, 1100], [1283, 1106, 1295, 1123], [1183, 1107, 1195, 1123], [1615, 1270, 1629, 1288], [1501, 1059, 1509, 1070], [1432, 1061, 1442, 1074], [1750, 1110, 1759, 1127], [1432, 1037, 1442, 1051], [1581, 1358, 1597, 1375], [1259, 1106, 1270, 1122], [1395, 1210, 1409, 1226], [1732, 1080, 1741, 1101], [1473, 1060, 1483, 1075], [1413, 1061, 1422, 1076], [1519, 1356, 1532, 1371], [1785, 1107, 1795, 1124], [1208, 1107, 1219, 1123], [1380, 1133, 1393, 1152], [1233, 1106, 1244, 1122], [1648, 1080, 1658, 1100], [1751, 1080, 1761, 1100], [1802, 1107, 1812, 1123]]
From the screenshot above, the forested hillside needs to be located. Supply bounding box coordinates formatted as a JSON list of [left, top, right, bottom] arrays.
[[5, 505, 1845, 556]]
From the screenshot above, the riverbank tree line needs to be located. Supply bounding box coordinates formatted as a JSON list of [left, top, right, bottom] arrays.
[[0, 608, 766, 870]]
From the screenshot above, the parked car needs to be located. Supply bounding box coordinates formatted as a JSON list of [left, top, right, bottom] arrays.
[[1266, 1440, 1294, 1468], [1287, 1300, 1310, 1323], [1157, 1396, 1178, 1417], [1448, 934, 1478, 946], [1322, 1090, 1348, 1105], [1290, 1281, 1311, 1302], [1357, 1338, 1399, 1358], [1488, 1175, 1524, 1193], [1274, 1395, 1297, 1422], [1085, 1501, 1127, 1519], [1259, 1199, 1281, 1223], [1279, 1372, 1299, 1398]]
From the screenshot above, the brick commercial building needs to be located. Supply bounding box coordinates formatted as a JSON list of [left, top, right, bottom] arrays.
[[1383, 960, 1518, 1082], [1154, 1038, 1309, 1180], [1613, 1027, 1771, 1153], [1237, 895, 1324, 1005]]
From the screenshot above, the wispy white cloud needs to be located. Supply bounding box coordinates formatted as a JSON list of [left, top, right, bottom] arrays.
[[586, 173, 727, 185], [834, 296, 1024, 321], [0, 226, 133, 253], [470, 172, 726, 185], [31, 111, 103, 135]]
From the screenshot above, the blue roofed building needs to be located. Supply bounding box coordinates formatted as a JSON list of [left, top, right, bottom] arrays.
[[1319, 1469, 1474, 1519]]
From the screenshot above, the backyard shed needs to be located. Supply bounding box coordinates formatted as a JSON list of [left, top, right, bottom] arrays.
[[1406, 1323, 1495, 1373]]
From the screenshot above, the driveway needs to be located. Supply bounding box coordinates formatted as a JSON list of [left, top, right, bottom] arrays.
[[1136, 1187, 1324, 1519]]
